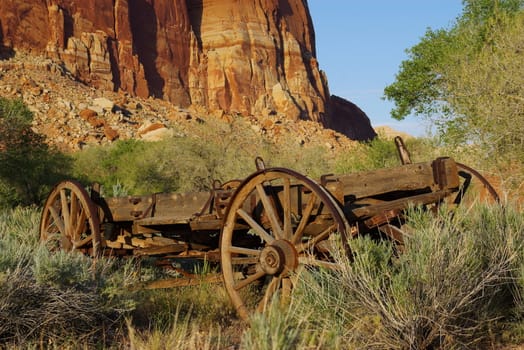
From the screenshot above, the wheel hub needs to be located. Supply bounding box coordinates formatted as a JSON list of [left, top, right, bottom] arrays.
[[259, 239, 298, 276]]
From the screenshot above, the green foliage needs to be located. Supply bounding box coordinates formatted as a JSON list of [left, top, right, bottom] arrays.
[[263, 203, 524, 349], [0, 207, 40, 272], [241, 301, 305, 350], [443, 10, 524, 173], [334, 136, 399, 173], [73, 116, 334, 196], [333, 136, 439, 174], [384, 28, 458, 121], [385, 0, 524, 121], [0, 97, 72, 207], [384, 0, 524, 189]]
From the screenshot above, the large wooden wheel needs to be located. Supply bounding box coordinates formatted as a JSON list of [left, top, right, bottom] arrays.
[[220, 168, 350, 320], [40, 180, 101, 257]]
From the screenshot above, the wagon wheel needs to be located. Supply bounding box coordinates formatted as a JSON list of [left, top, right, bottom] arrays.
[[220, 168, 350, 321], [40, 180, 102, 257]]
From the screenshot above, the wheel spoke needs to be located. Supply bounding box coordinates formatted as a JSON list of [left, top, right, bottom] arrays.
[[282, 178, 292, 240], [69, 191, 79, 240], [60, 189, 70, 237], [296, 224, 336, 254], [257, 276, 280, 313], [298, 256, 340, 270], [48, 205, 65, 236], [73, 209, 87, 241], [234, 270, 266, 291], [256, 183, 283, 239], [231, 257, 259, 264], [237, 209, 275, 244], [281, 277, 292, 305], [73, 235, 93, 249], [292, 192, 318, 244], [228, 245, 261, 256]]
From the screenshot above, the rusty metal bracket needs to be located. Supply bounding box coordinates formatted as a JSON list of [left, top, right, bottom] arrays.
[[129, 197, 142, 205], [432, 157, 451, 191], [132, 193, 157, 219], [255, 156, 266, 171]]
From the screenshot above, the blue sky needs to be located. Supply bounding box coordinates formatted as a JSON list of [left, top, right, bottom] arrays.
[[308, 1, 464, 136]]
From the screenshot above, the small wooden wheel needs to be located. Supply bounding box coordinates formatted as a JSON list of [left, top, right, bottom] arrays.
[[220, 168, 350, 320], [40, 180, 101, 257]]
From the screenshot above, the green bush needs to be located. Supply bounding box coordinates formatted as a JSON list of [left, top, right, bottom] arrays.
[[72, 119, 335, 196], [0, 266, 123, 347], [256, 203, 524, 349], [334, 136, 417, 174], [0, 97, 72, 207], [0, 207, 41, 271], [0, 207, 129, 346]]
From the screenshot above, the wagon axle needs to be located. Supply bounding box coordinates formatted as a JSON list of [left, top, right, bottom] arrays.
[[259, 239, 298, 276]]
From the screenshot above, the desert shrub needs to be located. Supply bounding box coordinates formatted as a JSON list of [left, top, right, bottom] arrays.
[[0, 266, 122, 347], [334, 135, 442, 174], [0, 97, 72, 207], [0, 207, 134, 347], [334, 136, 397, 174], [0, 207, 235, 347], [241, 300, 305, 350], [73, 118, 334, 196], [32, 248, 97, 288], [283, 203, 524, 349], [73, 135, 258, 196], [127, 310, 222, 350], [0, 207, 41, 271]]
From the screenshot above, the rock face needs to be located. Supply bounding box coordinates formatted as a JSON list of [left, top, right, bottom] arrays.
[[0, 0, 376, 140], [327, 95, 377, 141]]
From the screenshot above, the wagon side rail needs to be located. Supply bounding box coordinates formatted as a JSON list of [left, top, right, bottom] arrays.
[[326, 157, 461, 223]]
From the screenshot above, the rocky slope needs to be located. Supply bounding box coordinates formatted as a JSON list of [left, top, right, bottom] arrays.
[[0, 0, 376, 141], [0, 52, 358, 154]]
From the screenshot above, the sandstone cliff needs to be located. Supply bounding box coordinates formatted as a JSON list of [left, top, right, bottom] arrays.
[[0, 0, 376, 141]]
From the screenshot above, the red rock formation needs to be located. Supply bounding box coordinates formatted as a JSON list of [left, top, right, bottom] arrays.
[[0, 0, 376, 140], [327, 95, 377, 141]]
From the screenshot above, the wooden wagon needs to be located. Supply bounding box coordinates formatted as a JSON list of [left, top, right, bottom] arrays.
[[39, 137, 498, 320]]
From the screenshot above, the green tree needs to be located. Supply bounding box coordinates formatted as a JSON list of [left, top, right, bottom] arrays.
[[0, 97, 71, 207], [384, 0, 524, 175], [385, 0, 523, 121]]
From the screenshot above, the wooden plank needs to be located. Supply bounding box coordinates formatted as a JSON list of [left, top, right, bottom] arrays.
[[103, 191, 211, 223], [134, 216, 190, 226], [133, 244, 188, 256], [153, 192, 211, 217], [189, 217, 223, 231], [336, 162, 434, 199], [130, 274, 223, 290], [334, 158, 459, 200], [115, 234, 182, 248], [349, 190, 452, 219]]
